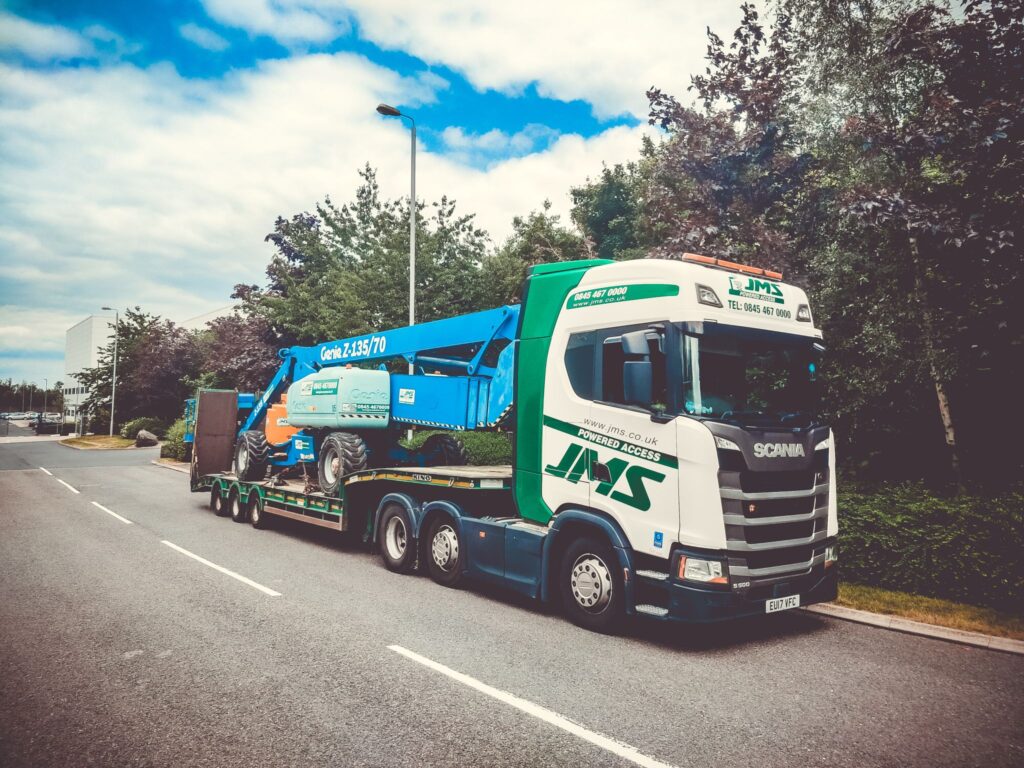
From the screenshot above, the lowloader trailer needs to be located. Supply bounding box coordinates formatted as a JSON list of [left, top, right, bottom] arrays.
[[189, 255, 838, 632]]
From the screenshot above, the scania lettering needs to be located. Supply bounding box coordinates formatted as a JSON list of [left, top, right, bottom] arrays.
[[187, 253, 838, 632]]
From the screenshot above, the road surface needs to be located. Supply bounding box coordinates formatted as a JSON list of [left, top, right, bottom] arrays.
[[1, 440, 1021, 767]]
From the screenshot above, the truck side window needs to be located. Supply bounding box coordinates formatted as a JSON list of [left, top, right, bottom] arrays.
[[564, 332, 597, 399]]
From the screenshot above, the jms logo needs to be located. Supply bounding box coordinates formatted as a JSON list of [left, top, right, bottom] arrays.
[[544, 443, 665, 511], [728, 276, 784, 304]]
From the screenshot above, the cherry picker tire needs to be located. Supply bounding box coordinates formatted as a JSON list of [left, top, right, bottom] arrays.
[[317, 432, 368, 496], [559, 536, 626, 634], [424, 514, 466, 588], [234, 430, 270, 481], [418, 434, 469, 467], [379, 503, 417, 574]]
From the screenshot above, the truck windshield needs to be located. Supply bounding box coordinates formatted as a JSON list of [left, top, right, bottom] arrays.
[[677, 324, 823, 429]]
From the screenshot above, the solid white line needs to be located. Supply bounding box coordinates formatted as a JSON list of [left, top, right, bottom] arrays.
[[160, 540, 281, 597], [91, 501, 133, 525], [387, 645, 679, 768], [56, 478, 80, 494], [39, 466, 53, 476]]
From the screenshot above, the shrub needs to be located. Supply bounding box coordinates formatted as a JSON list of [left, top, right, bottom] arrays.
[[404, 430, 513, 465], [160, 418, 188, 460], [120, 417, 166, 439], [839, 484, 1023, 612]]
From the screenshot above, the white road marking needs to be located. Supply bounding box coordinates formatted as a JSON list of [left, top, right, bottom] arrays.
[[387, 645, 679, 768], [91, 501, 133, 525], [39, 466, 53, 476], [56, 478, 80, 494], [160, 541, 281, 597]]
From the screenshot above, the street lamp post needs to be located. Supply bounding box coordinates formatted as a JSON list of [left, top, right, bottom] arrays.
[[43, 378, 47, 425], [101, 307, 119, 436]]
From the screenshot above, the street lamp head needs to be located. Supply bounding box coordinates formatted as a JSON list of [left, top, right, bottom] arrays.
[[101, 306, 114, 311], [376, 103, 401, 117]]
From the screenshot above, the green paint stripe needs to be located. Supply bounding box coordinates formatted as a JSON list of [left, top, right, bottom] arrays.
[[542, 415, 678, 469], [566, 283, 679, 309]]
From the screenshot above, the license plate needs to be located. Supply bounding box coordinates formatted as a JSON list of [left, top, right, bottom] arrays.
[[766, 594, 800, 613]]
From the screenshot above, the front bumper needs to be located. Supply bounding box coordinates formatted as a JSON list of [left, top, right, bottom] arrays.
[[659, 565, 838, 624]]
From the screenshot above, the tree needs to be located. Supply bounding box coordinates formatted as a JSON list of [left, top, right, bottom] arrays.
[[198, 313, 281, 393]]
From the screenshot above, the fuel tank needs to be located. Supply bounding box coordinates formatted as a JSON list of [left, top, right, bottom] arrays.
[[286, 367, 390, 429]]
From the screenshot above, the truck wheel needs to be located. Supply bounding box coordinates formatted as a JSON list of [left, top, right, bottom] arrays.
[[559, 536, 625, 633], [230, 491, 248, 523], [418, 434, 469, 467], [234, 431, 270, 481], [318, 432, 368, 496], [424, 515, 465, 587], [379, 504, 416, 574], [249, 495, 269, 530], [210, 486, 228, 516]]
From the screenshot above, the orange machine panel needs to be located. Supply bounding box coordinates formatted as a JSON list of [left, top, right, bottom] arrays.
[[264, 394, 301, 446]]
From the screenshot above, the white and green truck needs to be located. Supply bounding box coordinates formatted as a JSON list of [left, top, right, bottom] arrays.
[[191, 254, 838, 632]]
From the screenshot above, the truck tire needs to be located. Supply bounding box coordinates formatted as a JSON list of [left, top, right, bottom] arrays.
[[230, 491, 248, 523], [249, 494, 269, 530], [559, 536, 625, 634], [379, 503, 416, 574], [234, 431, 270, 481], [210, 486, 229, 517], [317, 432, 368, 496], [424, 515, 465, 587], [418, 434, 469, 467]]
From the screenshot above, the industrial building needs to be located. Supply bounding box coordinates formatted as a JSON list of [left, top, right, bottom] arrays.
[[63, 315, 114, 424]]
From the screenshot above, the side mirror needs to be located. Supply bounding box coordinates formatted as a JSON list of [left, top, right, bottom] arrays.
[[620, 330, 650, 356], [623, 361, 653, 407]]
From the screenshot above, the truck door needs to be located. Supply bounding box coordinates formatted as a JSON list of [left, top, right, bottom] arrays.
[[586, 323, 679, 560]]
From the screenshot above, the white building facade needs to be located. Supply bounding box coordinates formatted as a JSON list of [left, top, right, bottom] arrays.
[[64, 315, 114, 423]]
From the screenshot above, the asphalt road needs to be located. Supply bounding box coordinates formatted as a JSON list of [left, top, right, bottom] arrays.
[[1, 440, 1021, 768]]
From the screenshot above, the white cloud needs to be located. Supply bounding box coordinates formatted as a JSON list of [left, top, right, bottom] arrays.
[[202, 0, 349, 44], [0, 50, 650, 383], [0, 11, 93, 61], [199, 1, 743, 117], [179, 22, 231, 51], [438, 124, 561, 168]]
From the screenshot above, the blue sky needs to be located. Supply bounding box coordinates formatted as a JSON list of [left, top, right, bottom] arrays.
[[0, 0, 741, 385]]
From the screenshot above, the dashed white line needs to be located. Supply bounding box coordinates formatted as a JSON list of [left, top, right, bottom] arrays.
[[387, 645, 679, 768], [91, 501, 133, 525], [160, 541, 281, 597], [39, 466, 53, 476], [56, 478, 80, 494]]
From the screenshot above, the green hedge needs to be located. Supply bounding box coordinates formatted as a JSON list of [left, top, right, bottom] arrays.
[[404, 430, 513, 465], [120, 417, 166, 439], [160, 418, 188, 461], [839, 484, 1023, 612]]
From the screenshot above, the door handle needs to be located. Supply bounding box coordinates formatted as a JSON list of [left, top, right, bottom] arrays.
[[591, 461, 612, 483]]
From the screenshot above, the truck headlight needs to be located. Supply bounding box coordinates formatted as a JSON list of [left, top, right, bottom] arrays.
[[715, 435, 740, 451], [824, 545, 838, 567], [678, 556, 728, 584]]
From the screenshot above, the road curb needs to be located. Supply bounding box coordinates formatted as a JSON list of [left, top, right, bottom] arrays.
[[804, 603, 1024, 655], [151, 459, 190, 474]]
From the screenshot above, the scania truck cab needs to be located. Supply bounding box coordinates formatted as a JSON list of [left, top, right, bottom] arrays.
[[191, 253, 837, 632]]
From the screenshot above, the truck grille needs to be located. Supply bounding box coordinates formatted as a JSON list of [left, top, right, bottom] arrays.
[[718, 450, 830, 587]]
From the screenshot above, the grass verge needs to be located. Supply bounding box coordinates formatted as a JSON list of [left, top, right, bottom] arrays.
[[60, 435, 137, 450], [836, 583, 1024, 640]]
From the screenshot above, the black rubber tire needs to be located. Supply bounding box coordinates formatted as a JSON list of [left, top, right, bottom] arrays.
[[234, 430, 270, 481], [418, 434, 469, 467], [230, 491, 248, 523], [317, 432, 368, 496], [378, 503, 416, 574], [559, 536, 626, 634], [424, 514, 465, 587], [210, 486, 229, 517], [249, 494, 269, 530]]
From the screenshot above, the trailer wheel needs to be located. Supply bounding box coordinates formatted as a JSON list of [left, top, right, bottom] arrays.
[[424, 515, 465, 587], [379, 504, 416, 574], [418, 434, 469, 467], [317, 432, 368, 496], [234, 431, 270, 481], [249, 494, 269, 530], [559, 536, 625, 634], [209, 486, 229, 516], [230, 491, 248, 523]]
